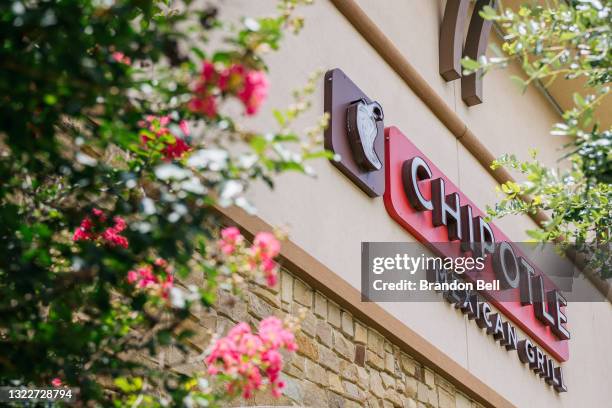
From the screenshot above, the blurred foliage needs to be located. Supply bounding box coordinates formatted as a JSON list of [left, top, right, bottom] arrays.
[[463, 0, 610, 277], [0, 0, 328, 406]]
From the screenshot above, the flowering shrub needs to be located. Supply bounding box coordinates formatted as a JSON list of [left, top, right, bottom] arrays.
[[462, 1, 611, 277], [205, 317, 297, 398], [0, 0, 327, 406]]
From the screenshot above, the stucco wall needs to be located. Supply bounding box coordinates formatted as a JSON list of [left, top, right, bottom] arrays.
[[214, 1, 612, 407]]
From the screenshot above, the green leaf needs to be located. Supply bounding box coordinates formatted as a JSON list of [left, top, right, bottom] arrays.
[[480, 5, 498, 20], [274, 133, 299, 142], [190, 47, 206, 60], [114, 377, 143, 393], [461, 58, 480, 71], [250, 135, 267, 154], [526, 229, 546, 241], [44, 94, 58, 105], [510, 75, 528, 93], [212, 51, 232, 64], [273, 109, 285, 127], [303, 150, 334, 160], [277, 161, 305, 172], [573, 92, 586, 108]]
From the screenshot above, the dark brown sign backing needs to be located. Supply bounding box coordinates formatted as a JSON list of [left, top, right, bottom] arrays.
[[324, 69, 385, 197], [439, 0, 496, 106]]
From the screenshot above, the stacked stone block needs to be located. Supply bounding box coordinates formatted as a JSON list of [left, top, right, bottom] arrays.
[[176, 269, 486, 408]]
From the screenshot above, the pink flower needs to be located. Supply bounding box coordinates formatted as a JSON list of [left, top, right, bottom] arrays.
[[154, 258, 168, 268], [227, 321, 251, 338], [238, 333, 264, 357], [136, 266, 158, 288], [101, 216, 129, 248], [258, 317, 297, 351], [140, 115, 191, 161], [264, 260, 278, 288], [189, 61, 221, 118], [218, 64, 245, 92], [127, 260, 175, 300], [190, 60, 268, 118], [205, 317, 296, 399], [201, 61, 216, 83], [271, 381, 284, 397], [51, 378, 62, 388], [162, 137, 190, 160], [127, 271, 138, 284], [72, 216, 94, 242], [261, 349, 282, 371], [188, 94, 217, 118], [260, 258, 276, 273], [237, 70, 269, 115], [112, 51, 131, 65], [253, 232, 281, 260], [179, 120, 190, 136], [160, 274, 174, 299], [216, 228, 281, 288], [91, 208, 106, 220], [105, 233, 129, 248], [221, 226, 242, 242], [219, 226, 244, 255], [73, 210, 129, 248], [112, 216, 126, 232]]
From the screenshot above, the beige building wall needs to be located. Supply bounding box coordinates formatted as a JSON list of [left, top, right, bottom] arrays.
[[219, 1, 611, 407]]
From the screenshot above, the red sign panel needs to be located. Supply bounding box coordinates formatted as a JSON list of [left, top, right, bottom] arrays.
[[383, 126, 569, 362]]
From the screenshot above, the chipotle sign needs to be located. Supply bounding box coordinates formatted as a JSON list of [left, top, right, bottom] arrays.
[[324, 69, 570, 392]]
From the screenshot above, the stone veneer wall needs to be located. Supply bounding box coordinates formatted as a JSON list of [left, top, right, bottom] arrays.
[[176, 268, 486, 408]]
